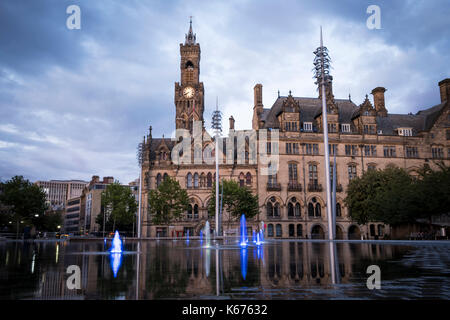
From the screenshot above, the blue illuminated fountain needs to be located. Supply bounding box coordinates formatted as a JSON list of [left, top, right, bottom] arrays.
[[186, 229, 190, 245], [110, 231, 123, 253], [110, 252, 123, 278], [199, 229, 203, 245], [109, 231, 123, 278], [239, 214, 248, 248], [240, 248, 247, 280]]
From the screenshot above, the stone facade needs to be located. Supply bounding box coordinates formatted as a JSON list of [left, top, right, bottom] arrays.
[[140, 22, 450, 239]]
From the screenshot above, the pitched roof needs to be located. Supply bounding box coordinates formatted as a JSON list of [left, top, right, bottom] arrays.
[[261, 96, 448, 135], [261, 96, 359, 128]]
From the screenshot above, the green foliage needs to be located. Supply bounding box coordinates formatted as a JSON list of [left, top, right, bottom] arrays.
[[148, 177, 190, 225], [345, 163, 450, 226], [96, 181, 137, 232], [208, 179, 259, 221], [0, 176, 47, 231]]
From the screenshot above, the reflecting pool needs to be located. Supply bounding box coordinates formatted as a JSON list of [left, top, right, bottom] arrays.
[[0, 240, 449, 299]]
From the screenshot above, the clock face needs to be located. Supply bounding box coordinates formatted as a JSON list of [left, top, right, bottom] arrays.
[[183, 86, 195, 99]]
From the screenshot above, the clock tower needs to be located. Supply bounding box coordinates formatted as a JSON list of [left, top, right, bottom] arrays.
[[175, 18, 205, 132]]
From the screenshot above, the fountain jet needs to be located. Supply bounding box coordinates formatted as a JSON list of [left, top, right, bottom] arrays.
[[240, 214, 248, 248], [110, 231, 123, 253], [204, 221, 211, 248]]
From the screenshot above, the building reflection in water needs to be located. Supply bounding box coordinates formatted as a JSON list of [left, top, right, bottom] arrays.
[[1, 240, 449, 299]]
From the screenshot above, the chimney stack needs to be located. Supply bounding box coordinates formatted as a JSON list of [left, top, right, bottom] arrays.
[[92, 175, 100, 183], [229, 116, 235, 130], [371, 87, 388, 117], [438, 78, 450, 103], [252, 84, 263, 130]]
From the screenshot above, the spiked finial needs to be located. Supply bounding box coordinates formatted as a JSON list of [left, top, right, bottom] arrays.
[[185, 16, 196, 45]]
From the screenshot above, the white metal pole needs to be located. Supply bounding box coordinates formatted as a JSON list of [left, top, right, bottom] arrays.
[[319, 27, 334, 241], [137, 167, 142, 238], [215, 135, 219, 237]]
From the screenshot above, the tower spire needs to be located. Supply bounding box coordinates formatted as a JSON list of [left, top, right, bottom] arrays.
[[185, 16, 196, 45]]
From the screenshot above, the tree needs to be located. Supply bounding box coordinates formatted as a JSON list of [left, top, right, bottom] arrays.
[[207, 179, 259, 226], [413, 162, 450, 225], [96, 181, 137, 233], [148, 177, 190, 225], [0, 176, 47, 236], [345, 167, 417, 225]]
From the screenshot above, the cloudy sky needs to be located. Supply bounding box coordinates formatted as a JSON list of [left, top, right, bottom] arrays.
[[0, 0, 449, 184]]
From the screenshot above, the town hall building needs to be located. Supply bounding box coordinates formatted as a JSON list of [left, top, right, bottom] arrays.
[[138, 20, 450, 239]]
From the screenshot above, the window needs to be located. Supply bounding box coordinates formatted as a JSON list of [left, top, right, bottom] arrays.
[[194, 173, 199, 188], [341, 123, 351, 133], [246, 172, 252, 186], [296, 224, 303, 237], [285, 121, 298, 132], [289, 224, 295, 237], [305, 143, 319, 155], [329, 144, 338, 155], [383, 146, 396, 157], [406, 147, 419, 158], [186, 173, 192, 188], [308, 197, 321, 217], [288, 163, 298, 183], [303, 122, 313, 132], [345, 145, 358, 156], [156, 173, 162, 187], [276, 224, 282, 237], [207, 173, 212, 188], [288, 197, 301, 217], [194, 204, 199, 219], [348, 164, 357, 180], [363, 125, 376, 134], [267, 197, 280, 218], [308, 164, 318, 185], [328, 123, 337, 133], [399, 128, 413, 136], [336, 203, 342, 217], [267, 224, 274, 237], [266, 142, 271, 154], [364, 145, 377, 156], [432, 147, 444, 159], [286, 143, 292, 154], [367, 164, 376, 171], [239, 172, 245, 187]]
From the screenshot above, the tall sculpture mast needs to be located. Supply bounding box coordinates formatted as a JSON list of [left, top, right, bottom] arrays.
[[313, 27, 334, 240]]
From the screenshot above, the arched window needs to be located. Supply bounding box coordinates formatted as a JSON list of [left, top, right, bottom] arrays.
[[187, 173, 192, 188], [288, 197, 300, 217], [266, 202, 273, 217], [295, 203, 301, 216], [266, 197, 280, 218], [315, 203, 321, 217], [194, 173, 199, 188], [156, 173, 162, 188], [308, 203, 314, 217], [268, 224, 274, 237], [296, 224, 303, 237], [336, 203, 341, 217], [289, 224, 295, 237], [163, 173, 168, 181], [207, 173, 212, 188], [200, 173, 205, 188], [193, 204, 199, 219], [274, 203, 280, 217], [288, 202, 294, 217], [187, 204, 193, 219], [239, 172, 245, 187], [276, 224, 282, 237], [246, 172, 252, 186]]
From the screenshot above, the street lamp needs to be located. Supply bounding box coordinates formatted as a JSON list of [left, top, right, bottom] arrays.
[[212, 103, 222, 238]]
